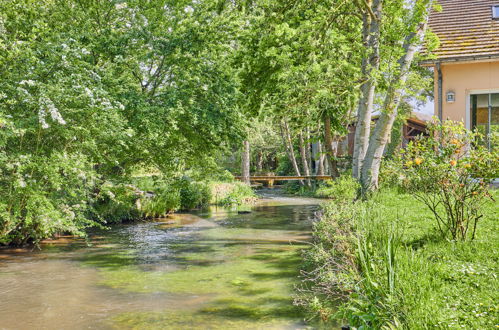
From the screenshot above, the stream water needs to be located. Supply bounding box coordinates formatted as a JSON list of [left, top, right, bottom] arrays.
[[0, 191, 320, 330]]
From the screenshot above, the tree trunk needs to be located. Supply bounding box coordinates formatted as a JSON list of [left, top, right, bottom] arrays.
[[299, 132, 311, 187], [360, 1, 432, 194], [256, 151, 263, 173], [280, 121, 303, 185], [305, 127, 313, 176], [242, 140, 250, 185], [352, 0, 382, 179], [317, 140, 325, 175], [324, 117, 340, 178]]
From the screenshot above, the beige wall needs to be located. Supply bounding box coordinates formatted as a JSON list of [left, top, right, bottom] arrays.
[[433, 60, 499, 128]]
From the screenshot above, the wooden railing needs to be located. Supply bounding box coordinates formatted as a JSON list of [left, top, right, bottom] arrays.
[[234, 175, 332, 187]]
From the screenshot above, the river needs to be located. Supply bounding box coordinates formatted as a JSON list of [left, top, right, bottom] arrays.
[[0, 191, 320, 329]]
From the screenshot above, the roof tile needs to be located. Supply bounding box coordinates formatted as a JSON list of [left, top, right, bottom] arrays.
[[426, 0, 499, 61]]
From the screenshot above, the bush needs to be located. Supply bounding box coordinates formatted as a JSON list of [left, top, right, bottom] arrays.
[[176, 177, 211, 210], [139, 186, 180, 218], [209, 182, 256, 206], [296, 201, 361, 321], [315, 174, 359, 201], [93, 182, 142, 223], [299, 190, 498, 329], [388, 120, 497, 241], [0, 152, 98, 245]]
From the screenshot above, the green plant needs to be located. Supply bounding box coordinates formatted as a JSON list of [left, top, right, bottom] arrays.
[[315, 175, 359, 201], [93, 182, 142, 223], [210, 182, 256, 207], [139, 187, 180, 218], [175, 177, 211, 210], [0, 152, 98, 245], [390, 120, 497, 241]]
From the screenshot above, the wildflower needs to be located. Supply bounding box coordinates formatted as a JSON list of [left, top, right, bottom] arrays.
[[405, 160, 413, 167], [450, 138, 460, 145], [464, 163, 471, 169], [450, 160, 457, 166], [414, 158, 423, 165]]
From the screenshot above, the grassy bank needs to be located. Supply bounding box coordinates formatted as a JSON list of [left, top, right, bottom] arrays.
[[299, 188, 498, 328]]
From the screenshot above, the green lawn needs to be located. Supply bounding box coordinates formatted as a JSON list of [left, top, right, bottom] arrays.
[[301, 189, 498, 329]]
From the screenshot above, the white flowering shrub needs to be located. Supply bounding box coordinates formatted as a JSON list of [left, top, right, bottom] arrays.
[[0, 152, 98, 245], [0, 0, 244, 244]]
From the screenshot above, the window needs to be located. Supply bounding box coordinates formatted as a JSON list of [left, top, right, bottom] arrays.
[[493, 5, 499, 19], [471, 93, 499, 150]]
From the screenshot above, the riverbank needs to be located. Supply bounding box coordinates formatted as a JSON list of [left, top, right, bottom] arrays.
[[299, 188, 498, 328], [0, 176, 257, 246]]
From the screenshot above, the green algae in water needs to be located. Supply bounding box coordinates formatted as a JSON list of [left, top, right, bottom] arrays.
[[104, 244, 308, 329], [99, 245, 303, 295], [111, 309, 306, 330]]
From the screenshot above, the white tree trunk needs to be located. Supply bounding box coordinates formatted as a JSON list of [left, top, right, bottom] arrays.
[[299, 132, 311, 187], [317, 140, 325, 176], [281, 121, 304, 185], [352, 0, 382, 179], [360, 1, 433, 193], [305, 127, 313, 177], [242, 140, 250, 185]]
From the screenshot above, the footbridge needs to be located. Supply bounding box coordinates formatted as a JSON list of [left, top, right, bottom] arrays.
[[234, 175, 332, 187]]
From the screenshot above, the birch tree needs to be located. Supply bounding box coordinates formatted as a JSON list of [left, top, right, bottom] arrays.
[[350, 0, 434, 195], [352, 0, 383, 179], [360, 0, 433, 192]]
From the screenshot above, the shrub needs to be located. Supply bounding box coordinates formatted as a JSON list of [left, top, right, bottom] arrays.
[[296, 201, 361, 321], [0, 152, 98, 245], [139, 184, 181, 218], [209, 182, 256, 206], [93, 182, 142, 223], [389, 120, 497, 241], [175, 177, 211, 210], [315, 175, 359, 201]]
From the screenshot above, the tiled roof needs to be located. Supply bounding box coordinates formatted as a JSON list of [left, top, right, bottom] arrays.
[[425, 0, 499, 62]]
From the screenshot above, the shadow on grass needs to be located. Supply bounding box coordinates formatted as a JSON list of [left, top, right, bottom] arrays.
[[406, 231, 444, 250]]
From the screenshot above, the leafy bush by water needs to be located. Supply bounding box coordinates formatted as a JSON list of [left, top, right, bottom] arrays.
[[175, 177, 211, 210], [139, 187, 181, 218], [209, 182, 256, 207], [0, 152, 99, 245], [93, 182, 142, 223], [314, 175, 359, 201]]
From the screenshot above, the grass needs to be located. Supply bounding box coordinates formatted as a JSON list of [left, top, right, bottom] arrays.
[[300, 188, 498, 329]]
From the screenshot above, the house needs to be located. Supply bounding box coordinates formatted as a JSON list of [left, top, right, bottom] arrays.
[[421, 0, 499, 148], [338, 112, 430, 157]]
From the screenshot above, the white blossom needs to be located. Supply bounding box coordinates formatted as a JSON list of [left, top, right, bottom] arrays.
[[115, 2, 128, 10], [184, 6, 194, 14], [20, 80, 36, 86], [39, 96, 66, 127]]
